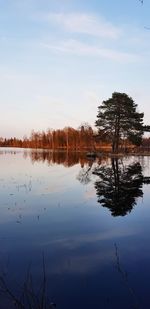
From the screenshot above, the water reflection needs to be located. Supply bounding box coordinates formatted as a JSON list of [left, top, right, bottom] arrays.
[[24, 150, 93, 167], [1, 149, 150, 308], [23, 150, 110, 169], [93, 159, 150, 216], [77, 157, 150, 216], [3, 149, 150, 218]]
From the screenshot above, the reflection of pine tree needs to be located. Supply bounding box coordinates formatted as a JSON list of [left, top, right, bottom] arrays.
[[93, 159, 150, 217]]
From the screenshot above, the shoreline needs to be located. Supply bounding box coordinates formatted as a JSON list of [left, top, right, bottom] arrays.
[[1, 146, 150, 156]]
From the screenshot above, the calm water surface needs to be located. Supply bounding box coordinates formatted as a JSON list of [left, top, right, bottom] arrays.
[[0, 149, 150, 308]]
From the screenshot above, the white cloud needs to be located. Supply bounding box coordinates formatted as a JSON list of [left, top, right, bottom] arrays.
[[42, 39, 139, 62], [40, 12, 121, 39]]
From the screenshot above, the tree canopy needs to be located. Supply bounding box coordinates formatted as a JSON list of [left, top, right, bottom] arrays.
[[95, 92, 145, 153]]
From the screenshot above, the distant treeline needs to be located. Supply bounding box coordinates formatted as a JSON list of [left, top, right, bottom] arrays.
[[0, 124, 150, 151], [0, 125, 100, 150]]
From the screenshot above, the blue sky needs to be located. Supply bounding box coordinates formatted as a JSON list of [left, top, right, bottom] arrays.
[[1, 0, 150, 138]]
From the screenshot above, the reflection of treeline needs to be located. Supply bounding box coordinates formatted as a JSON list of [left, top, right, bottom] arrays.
[[25, 150, 96, 167]]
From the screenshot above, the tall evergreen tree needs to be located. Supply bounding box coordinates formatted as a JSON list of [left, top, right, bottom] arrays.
[[95, 92, 144, 153]]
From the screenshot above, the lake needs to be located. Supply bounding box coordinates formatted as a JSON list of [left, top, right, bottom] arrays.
[[0, 148, 150, 308]]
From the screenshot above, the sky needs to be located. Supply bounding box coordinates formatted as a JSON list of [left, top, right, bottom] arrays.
[[1, 0, 150, 138]]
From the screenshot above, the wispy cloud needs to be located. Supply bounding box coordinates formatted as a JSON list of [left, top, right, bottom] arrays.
[[39, 12, 121, 39], [42, 39, 139, 62]]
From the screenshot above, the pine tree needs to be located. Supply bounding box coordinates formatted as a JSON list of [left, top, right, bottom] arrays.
[[95, 92, 144, 153]]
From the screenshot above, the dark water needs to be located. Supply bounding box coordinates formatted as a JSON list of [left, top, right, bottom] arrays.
[[0, 149, 150, 308]]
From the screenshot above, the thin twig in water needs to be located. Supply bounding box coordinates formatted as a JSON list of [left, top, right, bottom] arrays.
[[0, 255, 56, 309], [114, 243, 140, 309]]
